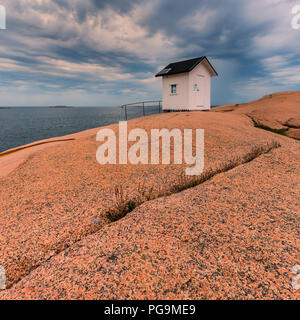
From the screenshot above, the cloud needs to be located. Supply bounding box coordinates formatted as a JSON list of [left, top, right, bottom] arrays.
[[261, 55, 300, 85], [180, 7, 217, 34], [0, 0, 299, 106]]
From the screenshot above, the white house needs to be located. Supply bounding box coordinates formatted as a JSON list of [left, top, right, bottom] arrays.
[[155, 56, 218, 111]]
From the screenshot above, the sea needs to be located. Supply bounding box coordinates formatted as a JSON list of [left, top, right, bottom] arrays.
[[0, 106, 160, 153]]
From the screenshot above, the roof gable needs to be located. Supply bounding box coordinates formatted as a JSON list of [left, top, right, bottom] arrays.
[[155, 56, 218, 77]]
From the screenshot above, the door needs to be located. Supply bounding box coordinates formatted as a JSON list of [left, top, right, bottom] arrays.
[[191, 74, 205, 109]]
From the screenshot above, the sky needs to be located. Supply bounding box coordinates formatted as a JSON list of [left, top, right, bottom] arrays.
[[0, 0, 299, 106]]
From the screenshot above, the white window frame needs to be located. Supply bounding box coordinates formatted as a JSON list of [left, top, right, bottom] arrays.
[[170, 84, 177, 95]]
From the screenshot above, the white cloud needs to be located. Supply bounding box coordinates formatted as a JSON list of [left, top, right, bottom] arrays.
[[79, 7, 182, 64], [2, 0, 181, 64], [261, 55, 300, 85], [181, 8, 217, 34], [232, 78, 278, 101], [244, 0, 300, 57]]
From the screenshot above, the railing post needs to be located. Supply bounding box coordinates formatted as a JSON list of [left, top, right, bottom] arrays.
[[124, 105, 128, 121], [159, 101, 161, 113], [142, 102, 145, 116]]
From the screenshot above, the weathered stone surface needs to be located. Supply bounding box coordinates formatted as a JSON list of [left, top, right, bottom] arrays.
[[214, 91, 300, 140], [0, 92, 299, 299]]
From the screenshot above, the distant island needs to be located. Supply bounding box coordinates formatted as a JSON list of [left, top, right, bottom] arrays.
[[49, 105, 72, 109], [0, 107, 10, 109]]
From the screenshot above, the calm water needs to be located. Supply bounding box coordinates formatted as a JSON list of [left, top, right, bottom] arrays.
[[0, 106, 160, 153]]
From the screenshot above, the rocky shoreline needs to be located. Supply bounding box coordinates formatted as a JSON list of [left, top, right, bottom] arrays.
[[0, 91, 299, 299]]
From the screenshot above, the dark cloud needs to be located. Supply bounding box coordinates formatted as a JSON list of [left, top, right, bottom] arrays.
[[0, 0, 299, 106], [91, 0, 143, 12]]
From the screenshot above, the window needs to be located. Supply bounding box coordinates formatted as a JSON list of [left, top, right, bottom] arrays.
[[171, 84, 177, 94]]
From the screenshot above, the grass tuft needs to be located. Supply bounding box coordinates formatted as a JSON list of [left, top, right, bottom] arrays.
[[106, 183, 156, 222], [170, 141, 280, 194], [252, 120, 288, 136], [106, 141, 281, 223]]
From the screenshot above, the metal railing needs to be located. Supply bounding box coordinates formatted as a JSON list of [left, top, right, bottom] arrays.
[[121, 100, 162, 120]]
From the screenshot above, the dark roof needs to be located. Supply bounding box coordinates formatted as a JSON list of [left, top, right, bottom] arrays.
[[155, 56, 218, 77]]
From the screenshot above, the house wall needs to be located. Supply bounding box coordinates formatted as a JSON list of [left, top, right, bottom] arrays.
[[162, 72, 189, 110], [161, 61, 212, 111]]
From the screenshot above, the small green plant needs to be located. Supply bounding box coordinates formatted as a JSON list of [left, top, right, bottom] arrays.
[[107, 185, 132, 222], [107, 183, 156, 222], [106, 141, 281, 223], [253, 120, 288, 136], [170, 141, 280, 194]]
